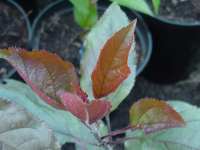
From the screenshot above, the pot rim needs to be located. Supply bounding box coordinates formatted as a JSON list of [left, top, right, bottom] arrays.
[[141, 12, 200, 27], [1, 0, 32, 80], [31, 0, 153, 76], [7, 0, 32, 42]]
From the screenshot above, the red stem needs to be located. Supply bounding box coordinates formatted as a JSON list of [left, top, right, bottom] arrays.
[[101, 125, 141, 140]]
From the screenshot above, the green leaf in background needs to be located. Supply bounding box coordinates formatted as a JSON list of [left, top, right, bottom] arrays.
[[0, 99, 60, 150], [152, 0, 160, 14], [125, 101, 200, 150], [69, 0, 98, 29], [110, 0, 153, 16], [0, 79, 107, 150], [80, 3, 137, 111]]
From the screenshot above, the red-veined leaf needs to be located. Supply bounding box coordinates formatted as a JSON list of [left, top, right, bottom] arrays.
[[91, 20, 136, 99], [58, 91, 111, 124], [129, 98, 185, 134], [0, 48, 79, 109]]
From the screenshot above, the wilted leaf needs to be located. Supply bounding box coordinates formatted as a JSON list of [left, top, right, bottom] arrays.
[[58, 91, 111, 124], [0, 99, 60, 150], [125, 101, 200, 150], [92, 21, 136, 98], [129, 98, 185, 133], [81, 3, 137, 111], [0, 48, 79, 109], [0, 79, 108, 149], [69, 0, 97, 29], [111, 0, 153, 15]]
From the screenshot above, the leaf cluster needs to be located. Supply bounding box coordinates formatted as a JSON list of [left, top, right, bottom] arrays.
[[0, 3, 198, 150]]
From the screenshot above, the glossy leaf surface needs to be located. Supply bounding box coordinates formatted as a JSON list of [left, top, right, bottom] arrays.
[[81, 3, 137, 111], [0, 48, 79, 109], [130, 98, 185, 133], [92, 21, 136, 98], [58, 91, 111, 124]]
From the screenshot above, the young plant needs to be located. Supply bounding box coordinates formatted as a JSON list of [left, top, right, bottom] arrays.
[[0, 3, 200, 150], [0, 27, 185, 149], [111, 0, 161, 15], [69, 0, 98, 29], [152, 0, 161, 14]]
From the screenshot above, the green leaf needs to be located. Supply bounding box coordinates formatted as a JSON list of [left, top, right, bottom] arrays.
[[0, 48, 11, 58], [110, 0, 153, 16], [0, 79, 107, 149], [152, 0, 160, 14], [69, 0, 97, 29], [125, 101, 200, 150], [0, 99, 60, 150], [80, 3, 137, 111]]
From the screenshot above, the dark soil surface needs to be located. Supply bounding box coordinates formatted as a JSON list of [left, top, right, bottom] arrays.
[[35, 0, 54, 11], [0, 1, 29, 80], [35, 9, 83, 74], [158, 0, 200, 23]]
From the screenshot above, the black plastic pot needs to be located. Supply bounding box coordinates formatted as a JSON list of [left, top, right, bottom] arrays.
[[0, 0, 31, 81], [31, 0, 152, 76], [140, 14, 200, 84]]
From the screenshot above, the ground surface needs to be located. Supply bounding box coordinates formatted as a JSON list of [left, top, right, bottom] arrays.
[[158, 0, 200, 23], [0, 1, 29, 81]]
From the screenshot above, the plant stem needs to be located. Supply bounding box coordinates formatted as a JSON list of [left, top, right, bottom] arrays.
[[84, 123, 112, 150], [105, 115, 112, 142], [106, 115, 111, 133], [101, 125, 140, 140]]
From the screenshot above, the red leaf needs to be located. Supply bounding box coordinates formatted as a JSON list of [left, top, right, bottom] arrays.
[[87, 99, 111, 124], [58, 91, 111, 124], [92, 20, 136, 99], [129, 98, 185, 134], [0, 48, 79, 109], [58, 91, 87, 121], [75, 85, 89, 103]]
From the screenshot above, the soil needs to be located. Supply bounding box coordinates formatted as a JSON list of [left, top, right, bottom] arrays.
[[35, 0, 55, 11], [61, 143, 75, 150], [35, 8, 144, 76], [0, 1, 29, 81], [35, 9, 83, 75], [157, 0, 200, 23]]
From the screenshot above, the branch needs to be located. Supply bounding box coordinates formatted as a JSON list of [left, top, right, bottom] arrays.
[[101, 125, 141, 140]]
